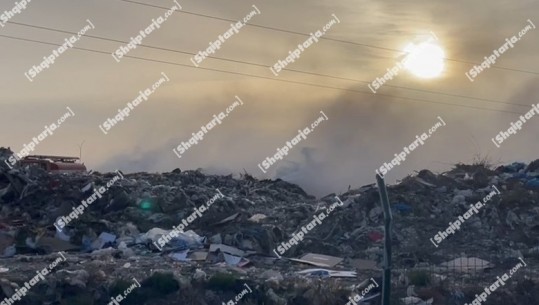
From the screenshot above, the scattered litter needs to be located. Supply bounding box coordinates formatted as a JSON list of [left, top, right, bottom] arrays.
[[212, 213, 240, 226], [415, 177, 436, 187], [91, 232, 117, 250], [248, 213, 267, 223], [223, 253, 242, 265], [393, 203, 412, 214], [142, 229, 204, 250], [169, 250, 189, 262], [368, 231, 384, 242], [189, 251, 209, 261], [209, 244, 245, 257], [55, 226, 71, 242], [0, 147, 537, 304], [296, 268, 356, 278], [289, 253, 343, 268], [525, 178, 539, 190]]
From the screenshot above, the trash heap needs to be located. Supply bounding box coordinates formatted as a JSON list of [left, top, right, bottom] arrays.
[[0, 146, 538, 305]]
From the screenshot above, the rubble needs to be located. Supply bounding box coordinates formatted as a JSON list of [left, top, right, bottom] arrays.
[[0, 147, 538, 304]]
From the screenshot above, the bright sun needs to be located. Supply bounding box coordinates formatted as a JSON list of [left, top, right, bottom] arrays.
[[402, 42, 445, 78]]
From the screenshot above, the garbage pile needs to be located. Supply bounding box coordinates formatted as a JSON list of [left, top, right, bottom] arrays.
[[0, 146, 538, 305]]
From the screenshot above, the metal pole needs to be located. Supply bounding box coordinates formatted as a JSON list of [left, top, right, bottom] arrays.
[[78, 140, 85, 162], [376, 174, 392, 305]]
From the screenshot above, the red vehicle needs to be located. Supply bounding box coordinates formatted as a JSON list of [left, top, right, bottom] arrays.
[[19, 155, 87, 173]]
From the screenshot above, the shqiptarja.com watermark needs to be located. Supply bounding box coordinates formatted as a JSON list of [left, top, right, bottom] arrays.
[[172, 96, 244, 159], [0, 0, 32, 28], [368, 31, 438, 93], [270, 14, 340, 76], [24, 19, 94, 82], [191, 5, 260, 67], [375, 116, 446, 178], [465, 19, 535, 82], [54, 171, 124, 231], [430, 185, 500, 248], [258, 111, 328, 173], [465, 258, 526, 305], [344, 278, 379, 305], [221, 283, 252, 305], [154, 189, 224, 251], [107, 278, 141, 305], [4, 107, 75, 169], [491, 101, 539, 148], [273, 196, 343, 258], [0, 252, 66, 305], [99, 72, 170, 134], [112, 0, 181, 62]]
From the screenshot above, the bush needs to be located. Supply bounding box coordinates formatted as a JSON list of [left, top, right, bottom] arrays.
[[408, 270, 431, 286]]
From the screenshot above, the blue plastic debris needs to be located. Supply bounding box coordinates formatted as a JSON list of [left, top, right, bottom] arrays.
[[223, 253, 242, 266], [296, 268, 357, 278], [91, 232, 117, 250], [505, 162, 526, 173], [168, 250, 189, 261], [82, 235, 93, 252], [511, 172, 527, 180], [167, 230, 205, 250], [307, 270, 330, 278], [525, 178, 539, 190], [393, 203, 412, 213]]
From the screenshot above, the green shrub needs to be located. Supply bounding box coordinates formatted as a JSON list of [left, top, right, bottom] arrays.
[[408, 270, 431, 286]]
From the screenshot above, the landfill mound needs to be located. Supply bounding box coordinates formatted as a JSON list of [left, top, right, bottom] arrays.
[[0, 147, 539, 305]]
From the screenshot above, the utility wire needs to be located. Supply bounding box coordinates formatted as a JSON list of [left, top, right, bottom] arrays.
[[0, 33, 526, 116], [6, 20, 532, 109], [116, 0, 539, 76]]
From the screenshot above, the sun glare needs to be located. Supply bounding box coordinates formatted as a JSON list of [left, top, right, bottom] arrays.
[[402, 42, 445, 78]]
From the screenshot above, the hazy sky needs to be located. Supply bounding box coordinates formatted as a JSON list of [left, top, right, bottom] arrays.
[[1, 0, 538, 197]]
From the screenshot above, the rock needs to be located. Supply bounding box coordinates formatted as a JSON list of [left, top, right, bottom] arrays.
[[35, 236, 79, 253], [57, 269, 90, 288], [266, 288, 287, 305], [0, 279, 16, 298], [193, 269, 207, 282], [209, 234, 222, 244], [369, 207, 383, 222], [248, 213, 267, 223]]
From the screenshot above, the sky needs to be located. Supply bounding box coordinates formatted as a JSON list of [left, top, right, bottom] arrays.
[[1, 0, 538, 197]]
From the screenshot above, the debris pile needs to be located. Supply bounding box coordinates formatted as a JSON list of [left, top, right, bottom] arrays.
[[0, 147, 538, 305]]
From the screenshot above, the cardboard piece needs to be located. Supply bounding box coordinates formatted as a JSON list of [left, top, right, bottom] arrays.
[[289, 253, 343, 267], [188, 251, 209, 261], [350, 259, 378, 270], [168, 250, 189, 261], [223, 253, 242, 265], [209, 244, 245, 257]]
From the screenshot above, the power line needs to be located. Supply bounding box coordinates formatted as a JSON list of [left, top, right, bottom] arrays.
[[116, 0, 539, 76], [6, 20, 532, 109], [0, 33, 526, 116]]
